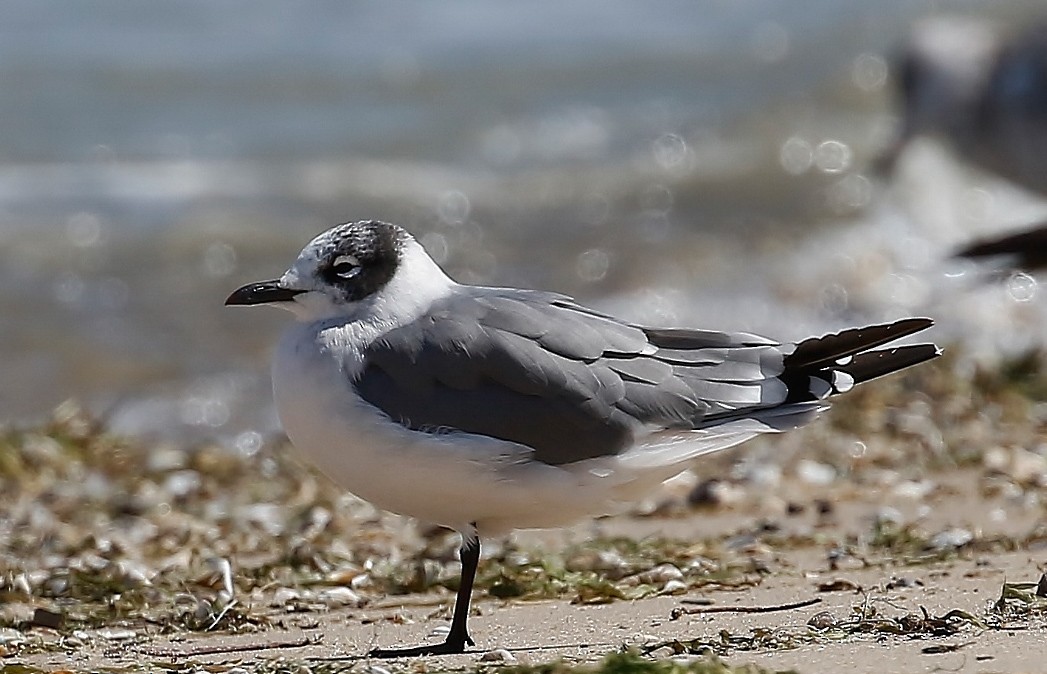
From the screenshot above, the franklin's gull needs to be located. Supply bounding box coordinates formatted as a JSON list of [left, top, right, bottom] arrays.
[[226, 220, 940, 656]]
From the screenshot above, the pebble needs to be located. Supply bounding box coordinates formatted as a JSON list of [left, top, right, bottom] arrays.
[[687, 478, 746, 507], [816, 578, 860, 592], [318, 586, 364, 608], [884, 576, 923, 590], [0, 629, 25, 645], [797, 460, 837, 485], [684, 557, 718, 574], [661, 578, 688, 594], [11, 574, 31, 595], [163, 470, 202, 498], [1011, 448, 1047, 485], [875, 506, 904, 525], [630, 563, 683, 586], [325, 565, 364, 585], [97, 628, 137, 641], [929, 527, 974, 550], [807, 611, 837, 629], [985, 447, 1047, 485], [565, 549, 630, 578], [891, 480, 935, 500], [479, 648, 517, 663], [272, 587, 303, 605], [734, 461, 781, 488]]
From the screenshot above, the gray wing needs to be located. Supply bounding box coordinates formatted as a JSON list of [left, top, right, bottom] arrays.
[[355, 286, 936, 466]]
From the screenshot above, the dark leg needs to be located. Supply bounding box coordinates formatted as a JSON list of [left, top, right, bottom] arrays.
[[369, 532, 480, 657], [444, 533, 479, 650]]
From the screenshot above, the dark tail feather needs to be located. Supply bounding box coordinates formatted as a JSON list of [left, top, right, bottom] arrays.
[[786, 318, 934, 371], [954, 221, 1047, 271], [781, 318, 938, 403], [838, 343, 941, 386]]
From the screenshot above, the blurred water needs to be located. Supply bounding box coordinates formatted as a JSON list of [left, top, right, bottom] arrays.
[[2, 1, 1046, 440]]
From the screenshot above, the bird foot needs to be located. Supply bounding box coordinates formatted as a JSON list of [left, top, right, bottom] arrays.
[[369, 634, 474, 658]]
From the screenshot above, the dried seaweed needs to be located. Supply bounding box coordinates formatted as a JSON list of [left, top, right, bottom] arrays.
[[500, 650, 798, 674]]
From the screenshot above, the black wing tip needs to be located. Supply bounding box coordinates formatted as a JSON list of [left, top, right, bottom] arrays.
[[788, 316, 936, 371], [865, 316, 934, 334], [840, 342, 941, 386], [816, 316, 935, 343], [953, 222, 1047, 261], [875, 341, 942, 365], [891, 316, 933, 331]]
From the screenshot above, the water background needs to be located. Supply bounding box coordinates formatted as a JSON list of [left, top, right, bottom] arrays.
[[3, 1, 1047, 444]]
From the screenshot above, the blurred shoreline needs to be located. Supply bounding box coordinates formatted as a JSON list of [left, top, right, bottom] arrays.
[[2, 1, 1046, 441]]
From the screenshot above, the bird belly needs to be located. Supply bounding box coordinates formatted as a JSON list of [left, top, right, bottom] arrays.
[[271, 323, 672, 535]]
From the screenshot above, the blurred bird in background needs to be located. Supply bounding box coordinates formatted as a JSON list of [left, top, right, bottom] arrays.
[[880, 17, 1047, 272]]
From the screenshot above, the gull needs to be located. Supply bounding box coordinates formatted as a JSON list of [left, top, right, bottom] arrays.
[[226, 220, 939, 657]]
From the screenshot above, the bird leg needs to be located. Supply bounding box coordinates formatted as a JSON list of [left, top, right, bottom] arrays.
[[369, 531, 480, 657]]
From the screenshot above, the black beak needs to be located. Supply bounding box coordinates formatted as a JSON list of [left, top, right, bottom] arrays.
[[225, 279, 305, 306]]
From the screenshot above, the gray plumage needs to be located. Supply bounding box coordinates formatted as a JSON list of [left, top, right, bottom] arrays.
[[355, 285, 937, 466]]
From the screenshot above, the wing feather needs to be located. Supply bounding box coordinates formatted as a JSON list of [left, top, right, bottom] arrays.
[[356, 286, 937, 469]]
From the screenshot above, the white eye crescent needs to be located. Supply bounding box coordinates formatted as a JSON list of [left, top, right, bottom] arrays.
[[331, 254, 361, 279]]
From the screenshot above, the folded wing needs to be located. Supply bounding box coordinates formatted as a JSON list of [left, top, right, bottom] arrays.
[[354, 287, 937, 467]]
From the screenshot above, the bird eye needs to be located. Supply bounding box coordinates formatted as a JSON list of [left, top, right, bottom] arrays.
[[330, 254, 361, 280]]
